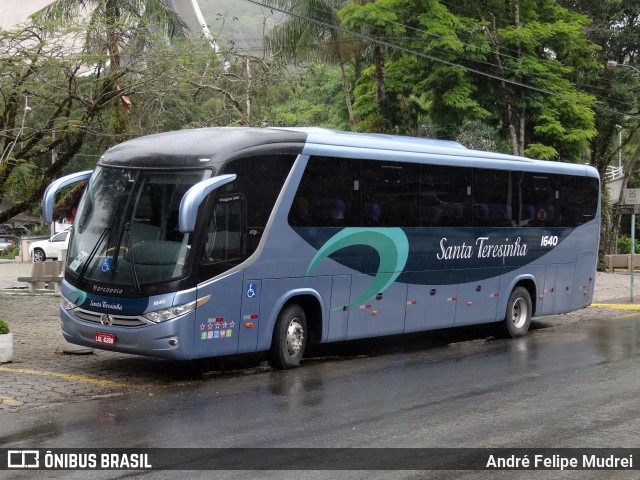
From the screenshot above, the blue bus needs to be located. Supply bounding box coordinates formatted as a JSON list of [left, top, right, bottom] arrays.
[[44, 127, 600, 369]]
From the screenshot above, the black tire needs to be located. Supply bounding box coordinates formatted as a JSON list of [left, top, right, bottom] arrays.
[[268, 304, 307, 370], [502, 286, 532, 337], [33, 248, 46, 262]]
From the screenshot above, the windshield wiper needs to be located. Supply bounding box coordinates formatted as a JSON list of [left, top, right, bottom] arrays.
[[77, 227, 109, 284], [124, 226, 142, 293]]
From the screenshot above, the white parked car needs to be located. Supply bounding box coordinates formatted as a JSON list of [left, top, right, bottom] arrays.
[[29, 231, 70, 262]]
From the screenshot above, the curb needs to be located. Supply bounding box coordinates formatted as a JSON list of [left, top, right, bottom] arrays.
[[590, 303, 640, 311]]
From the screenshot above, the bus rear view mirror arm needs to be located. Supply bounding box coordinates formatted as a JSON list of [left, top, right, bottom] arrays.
[[42, 170, 93, 224], [178, 174, 237, 233]]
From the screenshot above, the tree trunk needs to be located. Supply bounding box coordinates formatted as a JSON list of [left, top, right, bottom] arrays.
[[486, 13, 521, 156], [337, 55, 356, 130], [106, 0, 122, 73], [245, 58, 251, 126], [372, 44, 391, 132]]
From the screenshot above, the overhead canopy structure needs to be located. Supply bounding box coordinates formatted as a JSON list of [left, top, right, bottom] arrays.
[[0, 0, 212, 39], [0, 0, 54, 29]]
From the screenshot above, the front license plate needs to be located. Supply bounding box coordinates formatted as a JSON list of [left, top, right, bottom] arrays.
[[95, 332, 116, 345]]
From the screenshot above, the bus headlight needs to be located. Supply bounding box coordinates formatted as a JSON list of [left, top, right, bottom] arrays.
[[142, 295, 210, 324], [60, 293, 78, 311]]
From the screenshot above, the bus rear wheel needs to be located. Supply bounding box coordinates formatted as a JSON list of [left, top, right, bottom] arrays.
[[503, 286, 532, 338], [268, 304, 307, 370]]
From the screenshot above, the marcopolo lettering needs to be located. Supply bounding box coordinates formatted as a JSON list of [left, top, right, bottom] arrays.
[[92, 285, 124, 295]]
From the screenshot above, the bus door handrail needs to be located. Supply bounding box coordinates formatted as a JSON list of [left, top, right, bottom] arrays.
[[179, 174, 237, 233], [43, 170, 93, 224]]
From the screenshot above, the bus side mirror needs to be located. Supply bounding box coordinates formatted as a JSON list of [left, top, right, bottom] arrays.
[[43, 171, 93, 224], [178, 174, 237, 233]]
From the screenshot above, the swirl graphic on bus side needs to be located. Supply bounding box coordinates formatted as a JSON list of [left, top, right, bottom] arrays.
[[306, 227, 409, 308]]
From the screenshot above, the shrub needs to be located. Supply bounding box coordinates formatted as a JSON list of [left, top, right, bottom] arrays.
[[617, 235, 640, 254], [0, 319, 9, 335], [10, 248, 19, 258]]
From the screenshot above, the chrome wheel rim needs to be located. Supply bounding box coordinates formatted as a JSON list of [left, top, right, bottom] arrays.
[[511, 297, 528, 329], [286, 318, 304, 357]]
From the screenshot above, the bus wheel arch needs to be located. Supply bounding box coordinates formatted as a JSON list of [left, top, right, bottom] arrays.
[[502, 284, 534, 338], [267, 294, 322, 370]]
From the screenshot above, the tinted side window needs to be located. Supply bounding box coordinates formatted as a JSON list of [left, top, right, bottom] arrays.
[[219, 154, 296, 231], [289, 156, 361, 227], [290, 157, 421, 228], [562, 176, 599, 226], [420, 165, 471, 227], [361, 161, 420, 227], [216, 154, 295, 259], [520, 173, 561, 227], [473, 169, 512, 227]]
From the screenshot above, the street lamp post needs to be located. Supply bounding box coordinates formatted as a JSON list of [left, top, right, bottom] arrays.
[[607, 60, 640, 300], [606, 60, 640, 76], [616, 124, 622, 168]]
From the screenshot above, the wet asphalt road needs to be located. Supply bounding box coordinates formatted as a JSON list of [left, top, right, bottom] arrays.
[[3, 310, 640, 479]]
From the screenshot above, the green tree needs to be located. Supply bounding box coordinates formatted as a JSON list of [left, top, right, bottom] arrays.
[[262, 0, 359, 129], [264, 64, 349, 128], [340, 0, 408, 133], [34, 0, 185, 72], [0, 24, 226, 224], [33, 0, 187, 142], [378, 0, 601, 158], [0, 25, 134, 223], [559, 0, 640, 256]]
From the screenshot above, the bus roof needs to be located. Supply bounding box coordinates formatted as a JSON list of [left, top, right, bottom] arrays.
[[99, 127, 307, 169], [98, 127, 599, 179], [285, 127, 599, 179]]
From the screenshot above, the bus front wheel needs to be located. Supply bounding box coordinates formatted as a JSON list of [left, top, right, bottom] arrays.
[[268, 304, 307, 370], [503, 286, 532, 338]]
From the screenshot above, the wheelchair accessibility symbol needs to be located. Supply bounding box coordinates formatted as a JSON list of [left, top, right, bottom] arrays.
[[246, 283, 257, 298], [101, 257, 113, 273]]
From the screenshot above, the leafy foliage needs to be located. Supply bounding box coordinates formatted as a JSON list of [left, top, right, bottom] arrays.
[[265, 66, 349, 129], [617, 235, 640, 255]]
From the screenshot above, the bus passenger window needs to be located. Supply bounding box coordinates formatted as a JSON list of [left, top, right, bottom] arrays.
[[473, 169, 511, 227], [289, 156, 361, 227], [561, 176, 599, 226], [520, 173, 560, 227], [420, 165, 471, 227], [363, 201, 383, 226], [290, 197, 312, 226]]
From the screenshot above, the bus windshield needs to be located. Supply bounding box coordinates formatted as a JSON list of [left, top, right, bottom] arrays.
[[67, 166, 209, 289]]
